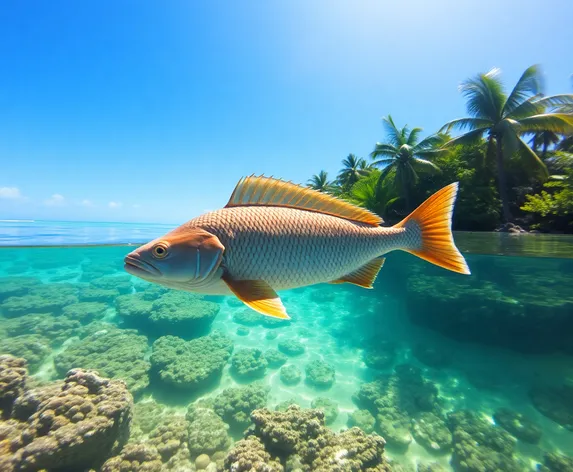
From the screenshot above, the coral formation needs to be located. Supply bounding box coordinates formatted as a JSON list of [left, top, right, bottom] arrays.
[[241, 405, 391, 471], [149, 291, 220, 337], [543, 452, 573, 472], [411, 412, 452, 454], [62, 301, 108, 323], [310, 397, 338, 425], [264, 349, 288, 369], [280, 365, 302, 386], [353, 364, 440, 451], [236, 326, 250, 336], [0, 335, 51, 372], [224, 436, 284, 471], [493, 407, 542, 444], [448, 409, 522, 472], [90, 275, 133, 294], [186, 405, 232, 456], [0, 313, 81, 345], [132, 400, 167, 435], [231, 349, 268, 381], [147, 416, 192, 468], [305, 360, 335, 389], [405, 261, 573, 354], [0, 277, 40, 303], [78, 287, 119, 303], [232, 309, 261, 326], [213, 384, 269, 431], [529, 382, 573, 431], [117, 290, 220, 338], [0, 355, 27, 417], [54, 327, 150, 396], [277, 339, 305, 357], [100, 443, 163, 472], [347, 409, 376, 434], [362, 339, 397, 370], [150, 331, 233, 391], [0, 361, 132, 472], [1, 284, 78, 317]]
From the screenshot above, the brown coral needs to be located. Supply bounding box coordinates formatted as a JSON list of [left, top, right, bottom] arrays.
[[0, 365, 132, 472], [0, 355, 27, 418]]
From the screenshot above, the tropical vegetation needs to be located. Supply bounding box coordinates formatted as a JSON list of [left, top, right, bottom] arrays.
[[307, 65, 573, 233]]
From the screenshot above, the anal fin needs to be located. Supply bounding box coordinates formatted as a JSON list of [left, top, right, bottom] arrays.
[[222, 276, 290, 319], [330, 257, 385, 289]]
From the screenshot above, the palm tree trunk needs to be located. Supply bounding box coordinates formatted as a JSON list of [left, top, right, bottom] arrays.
[[495, 137, 512, 222]]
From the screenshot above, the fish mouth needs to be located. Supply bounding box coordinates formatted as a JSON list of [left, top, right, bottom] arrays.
[[124, 254, 161, 277]]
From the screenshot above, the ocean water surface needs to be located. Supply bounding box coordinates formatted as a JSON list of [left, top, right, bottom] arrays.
[[1, 221, 572, 471]]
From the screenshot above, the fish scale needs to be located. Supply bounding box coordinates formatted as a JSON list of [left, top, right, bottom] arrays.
[[124, 176, 469, 318], [188, 206, 405, 290]]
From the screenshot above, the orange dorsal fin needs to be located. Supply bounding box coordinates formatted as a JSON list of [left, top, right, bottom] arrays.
[[222, 276, 290, 320], [394, 182, 470, 275], [225, 175, 383, 226], [329, 257, 385, 288]]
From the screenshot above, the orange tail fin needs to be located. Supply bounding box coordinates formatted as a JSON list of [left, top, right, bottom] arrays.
[[393, 182, 470, 275]]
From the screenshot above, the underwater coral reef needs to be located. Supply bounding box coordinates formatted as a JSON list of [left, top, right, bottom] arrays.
[[1, 247, 573, 471]]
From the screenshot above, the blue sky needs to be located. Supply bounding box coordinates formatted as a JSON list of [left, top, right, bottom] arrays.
[[1, 1, 572, 224]]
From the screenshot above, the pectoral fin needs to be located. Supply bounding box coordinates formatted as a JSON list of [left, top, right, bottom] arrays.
[[222, 276, 290, 319], [329, 257, 385, 289]]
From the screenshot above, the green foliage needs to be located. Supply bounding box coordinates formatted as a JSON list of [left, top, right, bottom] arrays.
[[307, 170, 337, 193], [441, 65, 573, 222], [336, 154, 371, 190], [305, 66, 573, 232], [414, 142, 501, 230], [347, 169, 399, 219], [521, 153, 573, 231], [370, 115, 443, 210]]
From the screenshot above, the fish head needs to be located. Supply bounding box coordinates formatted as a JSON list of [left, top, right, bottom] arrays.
[[124, 228, 225, 286]]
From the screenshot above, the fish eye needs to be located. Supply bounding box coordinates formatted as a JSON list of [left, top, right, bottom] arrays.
[[152, 244, 168, 259]]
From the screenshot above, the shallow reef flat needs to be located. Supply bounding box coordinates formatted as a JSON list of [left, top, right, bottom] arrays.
[[0, 246, 572, 471]]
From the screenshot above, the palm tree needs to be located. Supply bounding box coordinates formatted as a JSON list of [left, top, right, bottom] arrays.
[[441, 65, 573, 222], [370, 115, 443, 210], [337, 154, 371, 190], [307, 170, 336, 193], [348, 169, 399, 218]]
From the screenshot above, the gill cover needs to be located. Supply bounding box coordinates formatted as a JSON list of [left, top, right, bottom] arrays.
[[182, 228, 226, 280]]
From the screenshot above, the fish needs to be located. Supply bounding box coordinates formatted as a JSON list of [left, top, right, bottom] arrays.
[[124, 175, 470, 319]]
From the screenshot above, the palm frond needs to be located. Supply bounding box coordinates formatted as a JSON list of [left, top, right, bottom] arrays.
[[443, 127, 490, 147], [502, 64, 542, 117], [516, 136, 549, 179], [533, 94, 573, 112], [440, 117, 494, 134], [415, 133, 451, 151], [372, 158, 396, 168], [411, 157, 441, 173], [370, 143, 398, 159], [505, 94, 544, 120], [459, 68, 506, 121], [382, 115, 408, 147], [517, 113, 573, 134], [407, 127, 423, 146]]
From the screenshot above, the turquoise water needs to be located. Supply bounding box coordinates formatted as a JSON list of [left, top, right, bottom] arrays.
[[1, 230, 573, 470], [0, 220, 176, 245]]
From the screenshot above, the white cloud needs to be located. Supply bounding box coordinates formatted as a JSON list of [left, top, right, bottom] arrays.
[[44, 194, 65, 206], [0, 187, 22, 199], [80, 199, 94, 207], [108, 201, 122, 208]]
